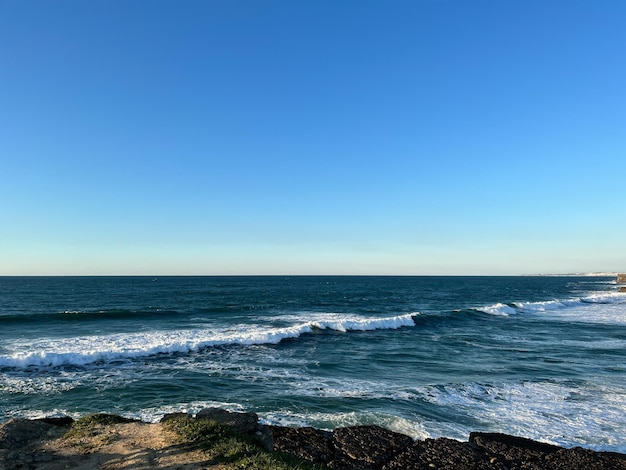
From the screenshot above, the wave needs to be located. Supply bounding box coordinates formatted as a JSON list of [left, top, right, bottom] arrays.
[[474, 291, 626, 317], [0, 313, 416, 369]]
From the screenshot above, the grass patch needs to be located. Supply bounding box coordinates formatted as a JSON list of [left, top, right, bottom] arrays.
[[163, 416, 326, 469], [64, 413, 137, 440]]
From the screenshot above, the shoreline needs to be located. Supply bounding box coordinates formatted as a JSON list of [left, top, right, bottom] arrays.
[[1, 409, 625, 469]]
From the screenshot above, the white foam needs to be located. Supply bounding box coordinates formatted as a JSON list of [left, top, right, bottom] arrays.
[[0, 376, 76, 395], [3, 408, 81, 422], [128, 401, 247, 423], [581, 291, 626, 304], [293, 375, 419, 401], [309, 312, 416, 332], [513, 299, 572, 312], [476, 303, 517, 316], [477, 291, 626, 322], [260, 410, 430, 440], [544, 301, 626, 325], [0, 313, 416, 369], [417, 381, 626, 452]]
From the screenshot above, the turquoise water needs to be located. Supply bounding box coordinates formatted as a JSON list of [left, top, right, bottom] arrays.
[[1, 276, 625, 451]]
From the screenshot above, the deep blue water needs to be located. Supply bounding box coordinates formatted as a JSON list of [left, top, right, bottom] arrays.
[[1, 276, 625, 451]]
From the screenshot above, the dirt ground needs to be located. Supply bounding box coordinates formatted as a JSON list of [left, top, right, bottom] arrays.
[[1, 420, 225, 470]]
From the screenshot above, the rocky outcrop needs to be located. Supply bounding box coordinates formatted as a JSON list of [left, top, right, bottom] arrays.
[[269, 425, 334, 463], [469, 432, 626, 470], [384, 437, 498, 469], [266, 419, 626, 470], [1, 411, 625, 469], [195, 407, 259, 434], [0, 418, 69, 468], [268, 419, 626, 469]]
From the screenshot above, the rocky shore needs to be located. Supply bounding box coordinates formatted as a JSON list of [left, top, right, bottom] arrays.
[[1, 409, 625, 469]]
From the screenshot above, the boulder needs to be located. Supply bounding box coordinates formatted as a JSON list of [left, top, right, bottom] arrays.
[[269, 425, 334, 463], [254, 424, 275, 451], [332, 425, 413, 469], [35, 416, 74, 427], [0, 418, 62, 469], [195, 408, 258, 434], [0, 418, 55, 447]]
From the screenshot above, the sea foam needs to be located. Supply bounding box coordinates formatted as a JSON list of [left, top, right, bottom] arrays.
[[0, 313, 416, 369], [475, 291, 626, 317]]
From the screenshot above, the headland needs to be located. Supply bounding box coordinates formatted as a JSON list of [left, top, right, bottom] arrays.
[[1, 409, 625, 469]]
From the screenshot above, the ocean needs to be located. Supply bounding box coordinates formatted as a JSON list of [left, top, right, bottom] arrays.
[[1, 276, 625, 452]]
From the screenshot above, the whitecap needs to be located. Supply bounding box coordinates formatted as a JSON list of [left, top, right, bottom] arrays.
[[0, 313, 416, 369], [475, 303, 517, 316]]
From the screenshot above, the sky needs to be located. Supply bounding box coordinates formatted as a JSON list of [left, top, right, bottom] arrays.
[[1, 0, 625, 276]]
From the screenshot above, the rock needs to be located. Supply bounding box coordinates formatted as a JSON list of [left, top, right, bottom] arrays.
[[269, 425, 334, 463], [0, 418, 55, 446], [33, 451, 54, 462], [0, 419, 64, 470], [255, 424, 274, 451], [35, 416, 74, 427], [159, 412, 192, 423], [546, 446, 626, 470], [384, 437, 498, 470], [332, 425, 413, 469], [195, 408, 259, 434], [470, 432, 626, 470], [2, 413, 626, 470]]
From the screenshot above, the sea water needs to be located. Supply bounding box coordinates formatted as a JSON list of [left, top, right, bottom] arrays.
[[0, 276, 624, 452]]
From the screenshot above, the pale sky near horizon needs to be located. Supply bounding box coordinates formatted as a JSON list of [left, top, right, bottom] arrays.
[[1, 0, 625, 276]]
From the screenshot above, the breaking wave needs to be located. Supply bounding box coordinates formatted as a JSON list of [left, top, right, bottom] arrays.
[[0, 313, 416, 369], [474, 291, 626, 317]]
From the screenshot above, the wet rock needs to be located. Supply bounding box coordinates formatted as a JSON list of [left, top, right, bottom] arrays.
[[269, 425, 334, 463], [195, 408, 259, 434], [332, 425, 413, 469]]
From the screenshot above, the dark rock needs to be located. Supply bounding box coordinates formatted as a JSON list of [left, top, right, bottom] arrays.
[[384, 437, 498, 470], [547, 446, 626, 470], [269, 425, 334, 463], [470, 432, 558, 469], [470, 432, 626, 470], [0, 419, 61, 470], [0, 418, 55, 446], [328, 457, 376, 470], [35, 416, 74, 427], [255, 424, 274, 451], [33, 451, 54, 462], [470, 432, 561, 455], [332, 425, 413, 469], [195, 408, 258, 434]]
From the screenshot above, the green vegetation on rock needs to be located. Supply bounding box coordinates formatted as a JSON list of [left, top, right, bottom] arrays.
[[163, 416, 326, 469]]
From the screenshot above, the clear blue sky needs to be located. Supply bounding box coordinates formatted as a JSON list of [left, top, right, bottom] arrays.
[[1, 0, 624, 275]]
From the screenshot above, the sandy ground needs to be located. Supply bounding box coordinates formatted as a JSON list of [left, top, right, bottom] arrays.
[[2, 421, 225, 470]]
